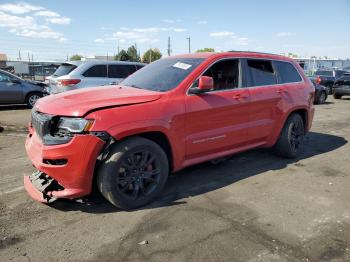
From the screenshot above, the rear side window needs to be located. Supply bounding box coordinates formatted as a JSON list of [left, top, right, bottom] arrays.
[[108, 65, 137, 78], [247, 60, 277, 86], [274, 61, 302, 83], [83, 65, 107, 77], [53, 64, 77, 77]]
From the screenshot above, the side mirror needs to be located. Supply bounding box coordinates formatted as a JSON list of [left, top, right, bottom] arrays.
[[189, 76, 213, 94]]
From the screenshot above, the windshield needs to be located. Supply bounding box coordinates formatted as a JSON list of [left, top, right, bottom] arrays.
[[315, 70, 333, 77], [53, 63, 77, 77], [121, 58, 204, 92]]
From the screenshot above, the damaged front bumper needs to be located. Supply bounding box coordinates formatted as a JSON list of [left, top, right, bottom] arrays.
[[24, 171, 62, 203], [24, 130, 106, 203]]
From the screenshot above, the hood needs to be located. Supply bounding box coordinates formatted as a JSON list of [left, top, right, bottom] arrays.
[[25, 79, 47, 88], [34, 85, 162, 116]]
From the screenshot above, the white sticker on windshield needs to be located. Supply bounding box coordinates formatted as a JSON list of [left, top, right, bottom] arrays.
[[173, 62, 192, 70]]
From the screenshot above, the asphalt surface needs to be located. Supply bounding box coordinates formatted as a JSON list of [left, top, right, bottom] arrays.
[[0, 97, 349, 262]]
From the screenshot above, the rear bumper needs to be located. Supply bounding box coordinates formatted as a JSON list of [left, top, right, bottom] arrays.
[[25, 130, 105, 201]]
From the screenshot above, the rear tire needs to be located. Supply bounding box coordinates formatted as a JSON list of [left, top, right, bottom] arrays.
[[333, 94, 342, 99], [26, 92, 42, 108], [274, 114, 305, 158], [97, 137, 169, 210]]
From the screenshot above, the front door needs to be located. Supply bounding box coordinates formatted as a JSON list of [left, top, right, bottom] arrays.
[[0, 72, 23, 104], [184, 59, 251, 160]]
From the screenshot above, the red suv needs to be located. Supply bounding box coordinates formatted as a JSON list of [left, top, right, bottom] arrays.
[[25, 52, 315, 209]]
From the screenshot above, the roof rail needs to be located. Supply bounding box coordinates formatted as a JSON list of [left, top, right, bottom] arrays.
[[228, 50, 281, 56]]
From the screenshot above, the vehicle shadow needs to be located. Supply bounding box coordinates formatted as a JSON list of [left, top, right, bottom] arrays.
[[51, 131, 347, 213], [0, 105, 28, 111]]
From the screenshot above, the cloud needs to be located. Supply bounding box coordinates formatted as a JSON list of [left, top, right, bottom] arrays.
[[209, 31, 249, 46], [34, 10, 60, 17], [0, 2, 70, 42], [94, 38, 105, 43], [46, 17, 71, 25], [236, 37, 249, 46], [104, 26, 186, 44], [210, 31, 235, 37], [163, 19, 174, 23], [197, 20, 208, 25], [0, 2, 43, 14], [277, 32, 295, 37]]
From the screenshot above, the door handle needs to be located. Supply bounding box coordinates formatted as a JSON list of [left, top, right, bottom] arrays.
[[233, 93, 249, 100], [277, 89, 288, 94]]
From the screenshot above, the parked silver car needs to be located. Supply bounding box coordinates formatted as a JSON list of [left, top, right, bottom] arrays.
[[48, 61, 145, 94], [0, 69, 47, 108]]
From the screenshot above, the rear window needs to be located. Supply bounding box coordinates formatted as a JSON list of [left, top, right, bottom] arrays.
[[274, 61, 302, 83], [53, 63, 77, 77], [315, 70, 333, 77], [108, 65, 137, 78], [247, 59, 277, 86], [83, 65, 107, 77]]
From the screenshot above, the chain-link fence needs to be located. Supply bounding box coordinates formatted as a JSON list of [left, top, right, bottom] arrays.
[[0, 60, 61, 81]]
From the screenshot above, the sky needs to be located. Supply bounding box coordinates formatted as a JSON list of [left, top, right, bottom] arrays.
[[0, 0, 349, 61]]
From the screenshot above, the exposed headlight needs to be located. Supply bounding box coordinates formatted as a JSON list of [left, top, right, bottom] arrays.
[[57, 117, 94, 133]]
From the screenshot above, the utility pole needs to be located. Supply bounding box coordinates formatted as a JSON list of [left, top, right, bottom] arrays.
[[167, 37, 171, 56], [186, 37, 191, 53], [117, 39, 120, 54], [18, 50, 22, 61], [149, 47, 152, 63]]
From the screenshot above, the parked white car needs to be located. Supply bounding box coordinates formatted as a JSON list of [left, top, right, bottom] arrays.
[[48, 61, 145, 94]]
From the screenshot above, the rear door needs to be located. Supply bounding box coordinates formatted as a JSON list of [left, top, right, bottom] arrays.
[[108, 64, 137, 84], [184, 58, 251, 160], [242, 59, 281, 143], [0, 72, 24, 104]]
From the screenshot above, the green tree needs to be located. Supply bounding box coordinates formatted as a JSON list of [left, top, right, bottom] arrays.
[[142, 48, 162, 63], [70, 54, 83, 61], [115, 49, 131, 61], [127, 45, 140, 62], [196, 48, 215, 53]]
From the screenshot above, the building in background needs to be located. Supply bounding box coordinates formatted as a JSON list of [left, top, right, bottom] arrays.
[[294, 58, 350, 75]]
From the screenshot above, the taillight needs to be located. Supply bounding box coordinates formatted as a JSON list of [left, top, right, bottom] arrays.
[[315, 76, 321, 84], [58, 79, 81, 86]]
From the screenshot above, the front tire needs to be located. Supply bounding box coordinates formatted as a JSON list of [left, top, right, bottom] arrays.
[[97, 137, 169, 210], [274, 114, 305, 158], [26, 92, 42, 108]]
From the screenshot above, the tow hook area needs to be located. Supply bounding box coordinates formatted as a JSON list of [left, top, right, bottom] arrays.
[[29, 171, 64, 203]]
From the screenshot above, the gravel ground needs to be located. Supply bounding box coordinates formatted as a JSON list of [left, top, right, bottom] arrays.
[[0, 97, 349, 262]]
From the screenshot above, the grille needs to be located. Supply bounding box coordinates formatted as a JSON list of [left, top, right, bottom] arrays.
[[31, 110, 52, 139]]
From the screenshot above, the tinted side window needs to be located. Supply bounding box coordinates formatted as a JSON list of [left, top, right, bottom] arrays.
[[247, 60, 276, 86], [274, 61, 302, 84], [197, 59, 240, 90], [83, 65, 107, 77], [136, 65, 144, 70], [108, 65, 137, 78]]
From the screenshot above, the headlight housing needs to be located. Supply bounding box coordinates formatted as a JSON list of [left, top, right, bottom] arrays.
[[57, 117, 94, 133]]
